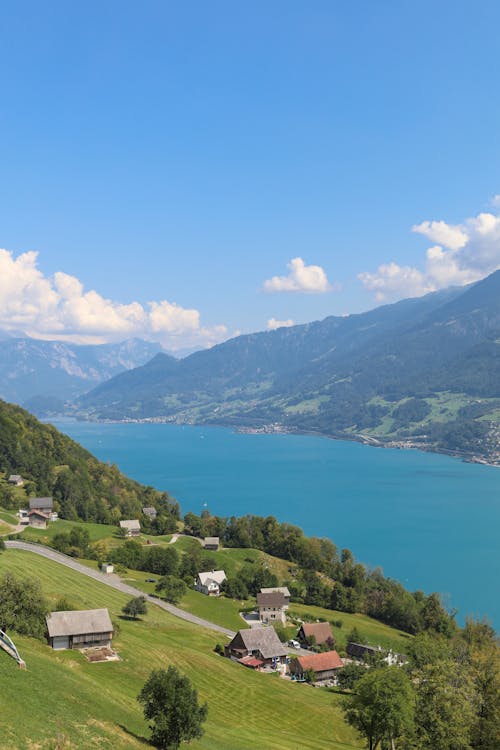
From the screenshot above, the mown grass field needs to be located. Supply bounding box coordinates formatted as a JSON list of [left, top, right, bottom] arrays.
[[0, 549, 361, 750], [288, 603, 411, 653]]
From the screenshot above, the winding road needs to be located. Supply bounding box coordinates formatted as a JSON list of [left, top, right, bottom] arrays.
[[4, 540, 235, 638]]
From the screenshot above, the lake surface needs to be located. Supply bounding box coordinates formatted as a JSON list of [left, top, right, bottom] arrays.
[[54, 420, 500, 627]]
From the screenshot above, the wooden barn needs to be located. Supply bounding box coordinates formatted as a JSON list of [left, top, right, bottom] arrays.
[[46, 609, 114, 650]]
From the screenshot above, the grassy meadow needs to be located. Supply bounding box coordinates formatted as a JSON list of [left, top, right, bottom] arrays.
[[0, 548, 361, 750]]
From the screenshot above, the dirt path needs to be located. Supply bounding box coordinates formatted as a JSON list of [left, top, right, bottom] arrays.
[[168, 533, 204, 545], [4, 540, 235, 638]]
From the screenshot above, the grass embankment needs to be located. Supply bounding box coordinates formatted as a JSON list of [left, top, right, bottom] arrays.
[[0, 549, 360, 750]]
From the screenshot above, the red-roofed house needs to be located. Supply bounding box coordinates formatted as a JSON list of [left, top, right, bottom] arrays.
[[297, 621, 335, 648], [289, 650, 344, 682]]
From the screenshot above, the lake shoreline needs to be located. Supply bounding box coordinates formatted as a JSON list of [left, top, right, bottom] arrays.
[[66, 414, 500, 468]]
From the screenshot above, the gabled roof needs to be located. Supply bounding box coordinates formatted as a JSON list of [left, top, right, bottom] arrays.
[[347, 642, 378, 658], [299, 622, 334, 645], [260, 586, 290, 598], [8, 474, 22, 482], [295, 650, 343, 672], [257, 591, 286, 608], [28, 510, 50, 519], [29, 497, 53, 509], [236, 628, 288, 659], [142, 506, 157, 517], [119, 519, 141, 531], [197, 570, 226, 586], [46, 609, 113, 638], [204, 536, 219, 545]]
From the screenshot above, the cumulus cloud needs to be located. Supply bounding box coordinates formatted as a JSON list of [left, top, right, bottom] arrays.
[[359, 201, 500, 302], [0, 249, 228, 350], [267, 317, 295, 330], [263, 257, 332, 293]]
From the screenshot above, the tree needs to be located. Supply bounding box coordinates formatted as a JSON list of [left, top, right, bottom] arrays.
[[336, 663, 366, 691], [413, 661, 474, 750], [0, 571, 49, 639], [122, 596, 148, 620], [137, 666, 208, 749], [156, 575, 186, 604], [343, 667, 415, 750]]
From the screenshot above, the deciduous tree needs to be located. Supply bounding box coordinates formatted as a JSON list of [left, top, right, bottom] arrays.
[[137, 666, 208, 749], [343, 667, 414, 750]]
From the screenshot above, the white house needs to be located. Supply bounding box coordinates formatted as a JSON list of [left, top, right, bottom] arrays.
[[101, 563, 114, 574], [119, 519, 141, 537], [195, 570, 226, 596]]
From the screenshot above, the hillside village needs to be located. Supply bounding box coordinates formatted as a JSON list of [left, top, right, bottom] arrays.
[[0, 406, 498, 750]]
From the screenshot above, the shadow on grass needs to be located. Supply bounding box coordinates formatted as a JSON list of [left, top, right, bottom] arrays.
[[118, 615, 144, 622], [118, 725, 150, 746]]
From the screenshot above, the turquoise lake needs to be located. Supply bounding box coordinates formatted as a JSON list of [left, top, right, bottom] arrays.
[[54, 421, 500, 627]]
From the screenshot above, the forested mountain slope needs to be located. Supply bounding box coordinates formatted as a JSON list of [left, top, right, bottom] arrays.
[[76, 272, 500, 461], [0, 400, 178, 524]]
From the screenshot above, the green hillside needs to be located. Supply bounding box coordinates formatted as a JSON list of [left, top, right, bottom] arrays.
[[0, 548, 360, 750], [0, 399, 179, 525]]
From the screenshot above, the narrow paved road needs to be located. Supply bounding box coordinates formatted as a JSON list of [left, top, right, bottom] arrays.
[[4, 541, 235, 638]]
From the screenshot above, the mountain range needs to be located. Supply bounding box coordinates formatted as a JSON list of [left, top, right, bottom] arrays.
[[74, 271, 500, 462], [0, 337, 163, 411]]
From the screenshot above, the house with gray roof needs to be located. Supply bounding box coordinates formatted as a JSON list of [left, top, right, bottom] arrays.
[[46, 608, 113, 650], [142, 506, 157, 520], [257, 591, 287, 624], [119, 519, 141, 536], [203, 536, 219, 550], [29, 497, 53, 514], [225, 628, 288, 666]]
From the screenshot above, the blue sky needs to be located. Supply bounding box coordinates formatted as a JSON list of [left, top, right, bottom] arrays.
[[1, 1, 500, 350]]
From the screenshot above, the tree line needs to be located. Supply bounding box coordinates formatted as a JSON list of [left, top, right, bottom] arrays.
[[183, 511, 456, 636]]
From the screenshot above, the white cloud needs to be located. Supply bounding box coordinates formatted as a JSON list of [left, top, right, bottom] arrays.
[[0, 249, 228, 350], [267, 317, 295, 330], [263, 257, 332, 293], [412, 220, 468, 251], [359, 201, 500, 302]]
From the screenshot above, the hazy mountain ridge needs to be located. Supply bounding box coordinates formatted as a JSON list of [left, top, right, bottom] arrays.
[[0, 337, 164, 409], [72, 272, 500, 461]]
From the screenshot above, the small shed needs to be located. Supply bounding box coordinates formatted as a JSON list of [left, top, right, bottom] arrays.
[[346, 642, 380, 662], [142, 507, 157, 520], [28, 510, 49, 529], [46, 609, 114, 650], [119, 519, 141, 537], [203, 536, 219, 550], [8, 474, 23, 486], [101, 563, 114, 574]]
